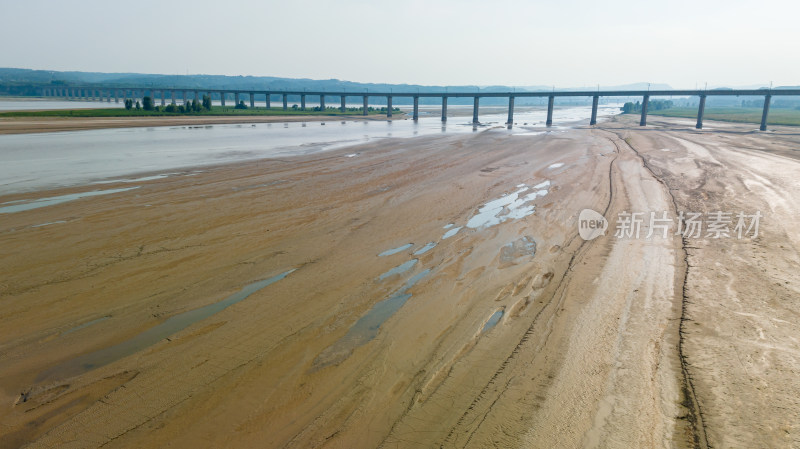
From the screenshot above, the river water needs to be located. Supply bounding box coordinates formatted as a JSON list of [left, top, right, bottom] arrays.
[[0, 102, 621, 195]]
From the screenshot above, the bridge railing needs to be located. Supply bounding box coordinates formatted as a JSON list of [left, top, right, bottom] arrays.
[[33, 86, 800, 131]]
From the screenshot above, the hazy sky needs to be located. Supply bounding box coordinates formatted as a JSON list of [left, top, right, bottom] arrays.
[[1, 0, 798, 88]]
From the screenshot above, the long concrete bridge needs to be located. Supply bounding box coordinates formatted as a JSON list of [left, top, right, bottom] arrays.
[[39, 86, 800, 131]]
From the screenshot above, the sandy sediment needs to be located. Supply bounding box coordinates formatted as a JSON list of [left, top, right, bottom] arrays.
[[0, 116, 798, 448]]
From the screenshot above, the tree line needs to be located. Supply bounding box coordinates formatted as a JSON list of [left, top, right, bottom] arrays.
[[124, 95, 213, 113], [621, 99, 673, 113]]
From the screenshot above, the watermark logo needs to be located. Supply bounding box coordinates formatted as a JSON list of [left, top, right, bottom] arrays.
[[579, 209, 762, 240], [578, 209, 608, 240]]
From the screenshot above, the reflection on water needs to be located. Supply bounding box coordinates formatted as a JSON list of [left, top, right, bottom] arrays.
[[35, 269, 295, 383], [0, 105, 620, 195]]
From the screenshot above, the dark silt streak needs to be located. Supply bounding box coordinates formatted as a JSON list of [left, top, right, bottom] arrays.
[[35, 269, 295, 384]]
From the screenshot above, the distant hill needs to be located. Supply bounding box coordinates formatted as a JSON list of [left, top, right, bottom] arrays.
[[2, 67, 663, 105]]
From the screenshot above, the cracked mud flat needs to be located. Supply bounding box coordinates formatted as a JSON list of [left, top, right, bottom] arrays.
[[1, 116, 799, 448]]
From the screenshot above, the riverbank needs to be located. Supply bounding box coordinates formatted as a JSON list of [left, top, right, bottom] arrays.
[[2, 116, 799, 447], [648, 107, 800, 127], [0, 113, 407, 135]]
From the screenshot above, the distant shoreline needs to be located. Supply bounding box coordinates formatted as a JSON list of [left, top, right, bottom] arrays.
[[0, 114, 407, 135]]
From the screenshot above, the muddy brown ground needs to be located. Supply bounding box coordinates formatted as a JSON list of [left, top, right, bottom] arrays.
[[0, 115, 798, 448]]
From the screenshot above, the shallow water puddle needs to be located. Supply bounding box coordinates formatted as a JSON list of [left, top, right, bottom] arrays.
[[378, 243, 414, 257], [93, 173, 177, 184], [413, 242, 437, 255], [465, 182, 550, 229], [30, 220, 67, 228], [0, 186, 140, 214], [482, 309, 504, 332], [442, 226, 462, 239], [61, 316, 111, 337], [499, 236, 537, 263], [548, 163, 565, 169], [35, 269, 295, 383], [314, 269, 431, 369], [378, 259, 418, 280]]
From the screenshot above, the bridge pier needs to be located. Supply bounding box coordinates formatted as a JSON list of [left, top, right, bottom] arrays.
[[341, 96, 346, 112], [320, 95, 325, 110], [507, 96, 514, 125], [590, 95, 599, 125], [265, 93, 271, 109], [760, 95, 771, 131], [387, 96, 392, 118], [250, 92, 255, 108], [171, 91, 176, 105], [161, 91, 166, 106], [106, 91, 111, 102], [362, 96, 368, 115], [473, 97, 480, 124], [114, 89, 119, 103], [413, 96, 419, 121], [301, 94, 306, 110], [546, 95, 554, 126], [695, 95, 706, 129], [639, 95, 649, 126], [181, 91, 186, 105], [194, 91, 199, 103], [441, 97, 447, 122], [235, 92, 240, 107], [283, 94, 288, 110]]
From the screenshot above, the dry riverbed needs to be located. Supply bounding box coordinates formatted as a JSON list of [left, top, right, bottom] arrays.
[[0, 116, 798, 448]]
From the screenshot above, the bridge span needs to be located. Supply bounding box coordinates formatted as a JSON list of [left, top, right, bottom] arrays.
[[38, 86, 800, 131]]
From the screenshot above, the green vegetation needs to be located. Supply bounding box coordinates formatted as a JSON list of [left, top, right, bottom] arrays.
[[621, 99, 673, 113], [649, 107, 800, 127], [0, 105, 403, 118]]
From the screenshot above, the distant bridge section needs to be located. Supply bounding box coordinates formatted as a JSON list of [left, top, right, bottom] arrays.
[[36, 86, 800, 131]]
